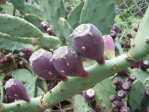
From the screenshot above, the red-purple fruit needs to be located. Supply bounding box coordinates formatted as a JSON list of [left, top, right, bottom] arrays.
[[71, 24, 105, 64], [52, 46, 87, 77], [117, 70, 129, 77], [29, 48, 67, 81], [110, 30, 117, 39], [4, 78, 30, 102], [128, 74, 136, 82], [83, 88, 96, 102], [21, 48, 33, 55]]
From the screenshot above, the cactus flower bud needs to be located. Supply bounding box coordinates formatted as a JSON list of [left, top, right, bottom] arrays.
[[29, 48, 67, 81], [71, 24, 105, 64], [4, 78, 30, 102], [103, 35, 115, 59], [83, 88, 96, 102], [52, 46, 87, 77]]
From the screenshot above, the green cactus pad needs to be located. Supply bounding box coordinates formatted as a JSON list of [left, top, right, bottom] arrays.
[[24, 14, 42, 31], [10, 0, 25, 14], [93, 78, 116, 111], [72, 94, 94, 112], [58, 17, 73, 46], [79, 0, 115, 34], [128, 80, 145, 112], [129, 7, 149, 60], [39, 0, 66, 42], [0, 14, 43, 38], [67, 1, 84, 29], [0, 37, 33, 51]]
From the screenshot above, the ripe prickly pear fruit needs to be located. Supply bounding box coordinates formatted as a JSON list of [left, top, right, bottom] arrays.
[[41, 22, 49, 31], [46, 27, 55, 36], [128, 74, 136, 82], [110, 30, 117, 39], [117, 90, 126, 98], [83, 88, 96, 102], [109, 95, 120, 102], [113, 77, 123, 86], [71, 24, 105, 64], [122, 82, 132, 91], [4, 78, 30, 102], [29, 48, 67, 81], [52, 46, 87, 77], [117, 70, 129, 77], [21, 48, 33, 55], [120, 106, 130, 112], [112, 23, 120, 33], [112, 100, 124, 108], [103, 35, 115, 59]]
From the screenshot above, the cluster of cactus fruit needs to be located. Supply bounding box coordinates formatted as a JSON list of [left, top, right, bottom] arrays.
[[0, 0, 149, 112]]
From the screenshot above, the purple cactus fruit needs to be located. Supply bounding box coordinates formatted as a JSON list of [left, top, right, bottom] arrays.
[[46, 27, 55, 36], [113, 77, 123, 86], [109, 95, 120, 102], [120, 42, 126, 48], [29, 48, 67, 81], [120, 106, 130, 112], [103, 35, 115, 59], [134, 27, 138, 32], [21, 48, 33, 55], [112, 23, 120, 33], [4, 78, 30, 102], [52, 46, 88, 77], [112, 107, 120, 112], [128, 74, 136, 82], [147, 106, 149, 112], [41, 22, 49, 31], [126, 34, 133, 39], [112, 100, 124, 108], [110, 30, 117, 39], [71, 24, 105, 64], [122, 82, 132, 91], [83, 88, 96, 102], [141, 60, 149, 71], [117, 90, 126, 98], [117, 70, 129, 77], [125, 43, 131, 48]]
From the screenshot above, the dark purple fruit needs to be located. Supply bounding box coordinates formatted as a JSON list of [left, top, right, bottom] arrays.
[[112, 100, 124, 108], [117, 90, 126, 98], [120, 105, 130, 112], [113, 77, 123, 86], [4, 78, 30, 102], [134, 27, 138, 32], [71, 24, 105, 64], [109, 95, 120, 102], [117, 70, 129, 77], [83, 88, 96, 102], [128, 74, 136, 82], [122, 82, 132, 91], [41, 22, 49, 31], [46, 27, 55, 36], [52, 46, 87, 77], [112, 23, 120, 33], [29, 48, 67, 81], [126, 34, 133, 39], [110, 30, 117, 39], [21, 48, 32, 55]]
